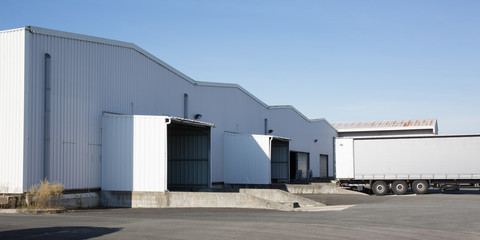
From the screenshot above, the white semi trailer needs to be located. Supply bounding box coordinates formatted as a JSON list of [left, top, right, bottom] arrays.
[[335, 135, 480, 195]]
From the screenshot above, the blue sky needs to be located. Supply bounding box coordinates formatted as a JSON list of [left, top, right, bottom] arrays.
[[2, 0, 479, 134]]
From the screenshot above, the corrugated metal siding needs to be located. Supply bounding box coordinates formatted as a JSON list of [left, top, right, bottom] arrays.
[[224, 133, 271, 184], [25, 33, 193, 190], [133, 116, 167, 192], [191, 86, 267, 182], [332, 119, 437, 131], [101, 115, 134, 191], [21, 28, 338, 190], [0, 29, 25, 193], [268, 108, 338, 178], [102, 115, 168, 192], [338, 129, 435, 137]]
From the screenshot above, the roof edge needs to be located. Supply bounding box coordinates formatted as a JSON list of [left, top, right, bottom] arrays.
[[336, 126, 437, 133], [24, 26, 325, 123]]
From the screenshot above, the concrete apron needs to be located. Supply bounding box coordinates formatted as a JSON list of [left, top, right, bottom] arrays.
[[101, 189, 325, 211], [286, 183, 368, 195]]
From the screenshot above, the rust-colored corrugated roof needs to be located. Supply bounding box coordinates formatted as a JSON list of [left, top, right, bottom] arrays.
[[331, 119, 437, 131]]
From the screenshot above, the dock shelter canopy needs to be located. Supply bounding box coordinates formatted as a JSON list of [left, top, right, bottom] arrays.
[[101, 114, 214, 192], [224, 133, 290, 184]]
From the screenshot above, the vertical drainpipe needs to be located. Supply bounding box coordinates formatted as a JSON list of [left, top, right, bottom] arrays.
[[44, 53, 51, 180], [165, 118, 172, 191], [264, 118, 268, 135], [268, 136, 273, 184], [184, 93, 189, 119]]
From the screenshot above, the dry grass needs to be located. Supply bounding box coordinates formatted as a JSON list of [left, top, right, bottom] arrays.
[[26, 179, 64, 209]]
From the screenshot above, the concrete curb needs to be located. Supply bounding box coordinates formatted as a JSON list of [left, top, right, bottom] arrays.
[[0, 209, 65, 214], [286, 183, 369, 195], [295, 204, 355, 212]]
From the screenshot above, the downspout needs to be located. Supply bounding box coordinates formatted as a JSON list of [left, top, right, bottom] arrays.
[[164, 118, 172, 191], [183, 93, 189, 119], [269, 136, 273, 184], [43, 53, 51, 180]]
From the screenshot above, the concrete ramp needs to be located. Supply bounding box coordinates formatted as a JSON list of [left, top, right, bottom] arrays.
[[101, 189, 326, 211], [286, 183, 367, 195], [239, 189, 324, 208]]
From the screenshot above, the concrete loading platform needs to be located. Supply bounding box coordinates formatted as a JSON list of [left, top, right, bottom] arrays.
[[101, 189, 325, 211], [286, 182, 368, 195], [100, 183, 362, 211]]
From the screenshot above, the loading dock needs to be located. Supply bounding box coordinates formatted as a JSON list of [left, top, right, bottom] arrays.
[[224, 133, 290, 184], [167, 122, 211, 190], [101, 114, 214, 194], [320, 154, 329, 178], [271, 139, 289, 183], [290, 152, 310, 180]]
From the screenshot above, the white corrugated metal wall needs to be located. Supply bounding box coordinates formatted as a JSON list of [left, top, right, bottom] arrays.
[[224, 133, 272, 184], [268, 108, 337, 178], [0, 29, 25, 193], [25, 31, 196, 190], [101, 114, 134, 191], [101, 115, 169, 192], [19, 27, 337, 191], [191, 85, 267, 181], [133, 116, 169, 191]]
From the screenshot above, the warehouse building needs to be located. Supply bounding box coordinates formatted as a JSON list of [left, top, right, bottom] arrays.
[[331, 119, 438, 137], [0, 26, 337, 197]]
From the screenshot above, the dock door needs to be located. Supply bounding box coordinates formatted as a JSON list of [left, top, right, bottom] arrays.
[[167, 121, 211, 190], [271, 139, 289, 183]]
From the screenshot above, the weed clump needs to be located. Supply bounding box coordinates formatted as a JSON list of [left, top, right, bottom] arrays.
[[26, 179, 64, 209]]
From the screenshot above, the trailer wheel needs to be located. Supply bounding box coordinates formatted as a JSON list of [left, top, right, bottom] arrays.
[[392, 181, 408, 195], [372, 181, 388, 196], [412, 180, 429, 194]]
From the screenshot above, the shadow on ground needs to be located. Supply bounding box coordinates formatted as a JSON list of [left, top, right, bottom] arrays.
[[0, 226, 122, 240]]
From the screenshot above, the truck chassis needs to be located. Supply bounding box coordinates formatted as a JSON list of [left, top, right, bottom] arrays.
[[339, 179, 480, 195]]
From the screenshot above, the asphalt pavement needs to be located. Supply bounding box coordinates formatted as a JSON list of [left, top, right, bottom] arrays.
[[1, 191, 480, 239]]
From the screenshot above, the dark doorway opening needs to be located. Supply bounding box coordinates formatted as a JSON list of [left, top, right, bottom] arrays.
[[289, 151, 310, 180], [271, 139, 289, 183], [167, 122, 210, 190], [320, 154, 329, 178]]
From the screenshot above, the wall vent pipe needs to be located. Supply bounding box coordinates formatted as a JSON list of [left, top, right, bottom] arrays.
[[184, 93, 189, 119], [44, 53, 51, 180], [264, 118, 268, 135]]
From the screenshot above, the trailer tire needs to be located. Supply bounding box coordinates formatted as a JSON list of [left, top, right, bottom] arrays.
[[392, 181, 408, 195], [412, 180, 428, 194], [372, 181, 388, 196]]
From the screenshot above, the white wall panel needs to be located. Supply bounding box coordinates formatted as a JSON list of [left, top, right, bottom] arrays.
[[25, 32, 194, 190], [101, 115, 134, 191], [334, 138, 354, 179], [224, 133, 271, 184], [132, 116, 167, 192], [0, 29, 25, 193], [192, 86, 268, 182], [102, 115, 168, 192], [268, 108, 338, 178]]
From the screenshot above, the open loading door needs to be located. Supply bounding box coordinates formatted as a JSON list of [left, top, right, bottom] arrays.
[[101, 114, 214, 193], [224, 133, 290, 184]]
